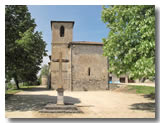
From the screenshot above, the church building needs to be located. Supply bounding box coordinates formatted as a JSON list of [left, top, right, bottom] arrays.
[[48, 21, 109, 91]]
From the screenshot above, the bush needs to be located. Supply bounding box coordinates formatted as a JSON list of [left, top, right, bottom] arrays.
[[33, 81, 40, 85], [7, 82, 16, 89], [22, 82, 30, 86]]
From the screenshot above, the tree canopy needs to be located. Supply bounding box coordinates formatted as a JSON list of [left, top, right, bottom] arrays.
[[101, 5, 155, 80], [5, 5, 47, 89], [40, 64, 49, 77]]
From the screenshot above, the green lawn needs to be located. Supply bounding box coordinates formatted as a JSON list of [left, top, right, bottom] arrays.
[[6, 89, 22, 95], [20, 85, 38, 89], [6, 85, 38, 95], [128, 85, 155, 95], [127, 85, 155, 100]]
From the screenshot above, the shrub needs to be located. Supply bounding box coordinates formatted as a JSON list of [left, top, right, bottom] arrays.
[[7, 82, 16, 89]]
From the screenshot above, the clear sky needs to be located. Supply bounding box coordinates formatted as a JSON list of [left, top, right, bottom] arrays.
[[27, 5, 109, 66]]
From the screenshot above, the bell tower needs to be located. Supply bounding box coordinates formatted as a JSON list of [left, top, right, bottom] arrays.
[[50, 21, 74, 90], [51, 21, 74, 44]]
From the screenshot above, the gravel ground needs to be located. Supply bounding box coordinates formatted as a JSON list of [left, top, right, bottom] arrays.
[[5, 86, 155, 118]]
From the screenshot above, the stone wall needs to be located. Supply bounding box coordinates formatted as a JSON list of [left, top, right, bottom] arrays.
[[50, 21, 73, 90], [71, 44, 108, 91], [50, 21, 108, 91], [50, 44, 71, 90], [51, 22, 73, 44]]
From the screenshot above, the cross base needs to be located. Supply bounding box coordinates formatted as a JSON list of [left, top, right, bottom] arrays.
[[39, 104, 82, 113], [56, 88, 64, 105]]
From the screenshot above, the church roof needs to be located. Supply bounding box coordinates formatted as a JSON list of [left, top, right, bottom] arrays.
[[68, 41, 103, 47], [51, 20, 74, 24]]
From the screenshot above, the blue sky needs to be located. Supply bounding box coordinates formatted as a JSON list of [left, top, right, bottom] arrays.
[[27, 5, 110, 65]]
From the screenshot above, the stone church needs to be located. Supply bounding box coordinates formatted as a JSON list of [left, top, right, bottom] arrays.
[[48, 20, 109, 91]]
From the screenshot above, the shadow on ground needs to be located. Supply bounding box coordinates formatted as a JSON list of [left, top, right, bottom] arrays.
[[20, 87, 50, 92], [6, 94, 81, 112], [130, 102, 155, 112], [130, 93, 155, 112], [143, 93, 155, 100]]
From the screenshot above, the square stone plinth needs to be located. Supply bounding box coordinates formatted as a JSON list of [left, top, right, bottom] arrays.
[[39, 104, 82, 113]]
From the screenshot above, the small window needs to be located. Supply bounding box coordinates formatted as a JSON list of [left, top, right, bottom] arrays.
[[88, 67, 90, 76], [60, 26, 64, 37]]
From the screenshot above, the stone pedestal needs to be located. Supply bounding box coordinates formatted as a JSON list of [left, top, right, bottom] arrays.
[[56, 88, 64, 105]]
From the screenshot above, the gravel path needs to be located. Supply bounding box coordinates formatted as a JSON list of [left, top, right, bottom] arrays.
[[5, 86, 155, 118]]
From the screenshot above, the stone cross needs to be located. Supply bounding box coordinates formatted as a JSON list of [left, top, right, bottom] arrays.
[[52, 52, 69, 105]]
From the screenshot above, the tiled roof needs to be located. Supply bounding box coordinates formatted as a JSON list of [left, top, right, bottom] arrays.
[[69, 41, 103, 46], [51, 20, 74, 24]]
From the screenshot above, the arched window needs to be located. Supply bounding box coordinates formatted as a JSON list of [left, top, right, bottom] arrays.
[[60, 26, 64, 37]]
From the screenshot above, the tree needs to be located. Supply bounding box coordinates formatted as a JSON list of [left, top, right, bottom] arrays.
[[101, 5, 155, 80], [40, 64, 49, 76], [39, 64, 49, 85], [5, 5, 47, 89], [16, 27, 47, 83]]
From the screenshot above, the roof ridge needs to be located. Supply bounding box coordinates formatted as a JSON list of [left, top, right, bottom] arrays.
[[68, 41, 104, 47], [72, 41, 103, 44]]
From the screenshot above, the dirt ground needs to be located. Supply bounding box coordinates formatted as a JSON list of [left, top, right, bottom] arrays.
[[5, 86, 155, 118]]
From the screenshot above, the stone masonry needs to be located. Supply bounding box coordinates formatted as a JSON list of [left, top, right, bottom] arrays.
[[49, 21, 108, 91], [69, 43, 108, 91]]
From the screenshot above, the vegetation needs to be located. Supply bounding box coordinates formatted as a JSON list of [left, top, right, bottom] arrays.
[[128, 85, 155, 95], [38, 64, 49, 84], [102, 5, 155, 80], [40, 64, 49, 76], [6, 89, 22, 95], [7, 82, 16, 89], [5, 5, 47, 89], [6, 84, 37, 95]]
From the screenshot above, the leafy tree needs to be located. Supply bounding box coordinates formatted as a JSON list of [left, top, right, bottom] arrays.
[[16, 27, 47, 82], [40, 64, 49, 76], [101, 5, 155, 80], [5, 5, 47, 89], [39, 64, 49, 84]]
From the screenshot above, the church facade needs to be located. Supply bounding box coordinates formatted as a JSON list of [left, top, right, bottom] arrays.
[[48, 21, 109, 91]]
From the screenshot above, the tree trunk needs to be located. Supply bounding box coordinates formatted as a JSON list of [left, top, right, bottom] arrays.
[[14, 76, 20, 89]]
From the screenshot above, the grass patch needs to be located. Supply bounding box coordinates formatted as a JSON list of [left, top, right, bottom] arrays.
[[20, 85, 38, 89], [6, 89, 22, 95], [128, 85, 155, 95], [6, 85, 38, 95]]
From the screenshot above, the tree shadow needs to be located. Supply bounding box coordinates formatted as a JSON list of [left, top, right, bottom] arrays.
[[5, 94, 81, 112], [130, 102, 155, 112], [5, 94, 14, 100], [143, 93, 155, 100], [20, 87, 50, 92]]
